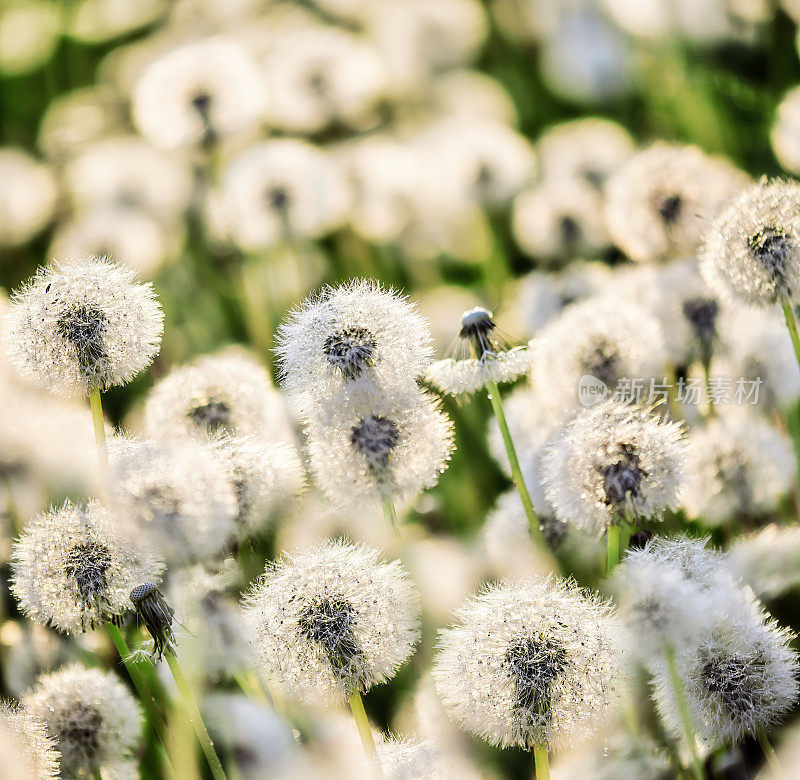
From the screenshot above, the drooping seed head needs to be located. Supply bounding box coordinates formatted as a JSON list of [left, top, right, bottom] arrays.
[[130, 583, 174, 660]]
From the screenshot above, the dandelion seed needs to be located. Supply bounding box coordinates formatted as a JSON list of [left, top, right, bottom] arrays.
[[276, 279, 434, 410], [24, 665, 141, 777], [542, 400, 686, 533], [653, 606, 799, 745], [144, 348, 294, 445], [700, 179, 800, 308], [306, 387, 454, 508], [605, 143, 746, 263], [132, 36, 265, 151], [11, 499, 164, 634], [432, 577, 623, 752], [107, 438, 237, 566], [530, 298, 665, 408], [5, 258, 163, 396], [0, 701, 60, 779], [242, 541, 420, 707]]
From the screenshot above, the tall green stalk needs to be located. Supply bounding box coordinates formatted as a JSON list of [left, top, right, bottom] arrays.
[[781, 298, 800, 374], [664, 645, 705, 780], [88, 387, 107, 461], [533, 742, 550, 780], [382, 497, 401, 539], [348, 690, 376, 755], [606, 525, 621, 575]]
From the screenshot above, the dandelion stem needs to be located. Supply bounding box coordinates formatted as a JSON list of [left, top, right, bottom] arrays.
[[606, 524, 621, 575], [348, 690, 375, 755], [165, 650, 227, 780], [781, 298, 800, 375], [382, 497, 401, 539], [486, 378, 547, 552], [533, 742, 550, 780], [756, 728, 783, 776], [88, 386, 107, 458], [664, 644, 705, 780], [702, 359, 716, 418]]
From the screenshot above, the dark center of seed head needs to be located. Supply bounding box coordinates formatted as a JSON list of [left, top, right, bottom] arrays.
[[701, 652, 764, 717], [657, 194, 682, 224], [749, 228, 793, 296], [682, 297, 719, 349], [266, 186, 290, 212], [323, 327, 378, 380], [298, 595, 361, 674], [583, 340, 619, 389], [65, 541, 112, 613], [559, 215, 580, 245], [188, 399, 232, 434], [62, 701, 103, 766], [56, 305, 109, 377], [602, 444, 645, 509], [351, 415, 400, 475]]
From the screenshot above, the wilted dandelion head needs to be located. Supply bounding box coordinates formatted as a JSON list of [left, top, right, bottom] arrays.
[[432, 578, 623, 751], [605, 143, 746, 263], [24, 665, 141, 776], [424, 306, 531, 395], [530, 298, 665, 408], [144, 349, 294, 445], [5, 258, 163, 396], [701, 178, 800, 307], [276, 279, 434, 409], [542, 401, 686, 532], [130, 582, 174, 661], [306, 387, 454, 507], [107, 438, 236, 566], [11, 499, 164, 634], [212, 435, 304, 539], [242, 541, 421, 706], [654, 607, 799, 745], [204, 694, 294, 780], [0, 701, 60, 780], [684, 413, 795, 526], [132, 36, 265, 151]]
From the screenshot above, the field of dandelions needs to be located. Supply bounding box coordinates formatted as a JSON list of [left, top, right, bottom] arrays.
[[10, 2, 800, 780]]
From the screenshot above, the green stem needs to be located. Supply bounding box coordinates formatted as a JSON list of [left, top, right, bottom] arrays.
[[606, 525, 621, 575], [664, 645, 705, 780], [486, 379, 548, 553], [382, 497, 401, 539], [165, 651, 227, 780], [88, 387, 107, 458], [781, 298, 800, 375], [348, 690, 375, 755], [702, 359, 716, 418], [533, 742, 550, 780], [756, 728, 782, 776], [106, 624, 174, 774]]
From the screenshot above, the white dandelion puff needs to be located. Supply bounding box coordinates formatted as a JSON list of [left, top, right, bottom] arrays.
[[432, 577, 623, 751], [11, 499, 164, 634], [771, 85, 800, 175], [306, 387, 454, 508], [542, 401, 686, 533], [653, 606, 799, 745], [24, 665, 141, 777], [242, 541, 421, 707], [605, 143, 747, 263], [684, 412, 795, 526], [424, 307, 530, 396], [700, 178, 800, 307], [144, 348, 294, 445], [132, 36, 265, 151], [5, 257, 163, 396], [373, 737, 480, 780], [107, 438, 237, 566], [0, 148, 57, 247], [275, 279, 434, 410], [728, 524, 800, 601], [0, 701, 60, 780]]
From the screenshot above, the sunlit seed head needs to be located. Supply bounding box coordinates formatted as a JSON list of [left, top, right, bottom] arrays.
[[241, 541, 421, 706], [11, 499, 164, 634], [701, 179, 800, 307], [542, 401, 686, 532], [0, 701, 60, 780], [323, 327, 378, 380], [432, 577, 623, 751], [0, 148, 57, 247], [5, 258, 163, 396], [728, 524, 800, 601], [24, 665, 141, 776]]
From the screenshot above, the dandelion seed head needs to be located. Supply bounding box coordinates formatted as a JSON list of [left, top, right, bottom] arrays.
[[24, 665, 141, 776], [130, 582, 174, 660], [107, 438, 236, 566], [433, 578, 623, 751], [276, 280, 434, 410], [144, 349, 294, 445], [542, 401, 686, 532], [771, 85, 800, 175], [684, 413, 795, 526], [373, 737, 480, 780], [242, 541, 421, 706], [701, 179, 800, 306], [0, 701, 60, 780], [11, 499, 164, 634], [728, 524, 800, 600], [306, 388, 454, 507], [0, 148, 57, 247], [530, 298, 665, 409], [5, 258, 163, 396], [605, 143, 747, 263]]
